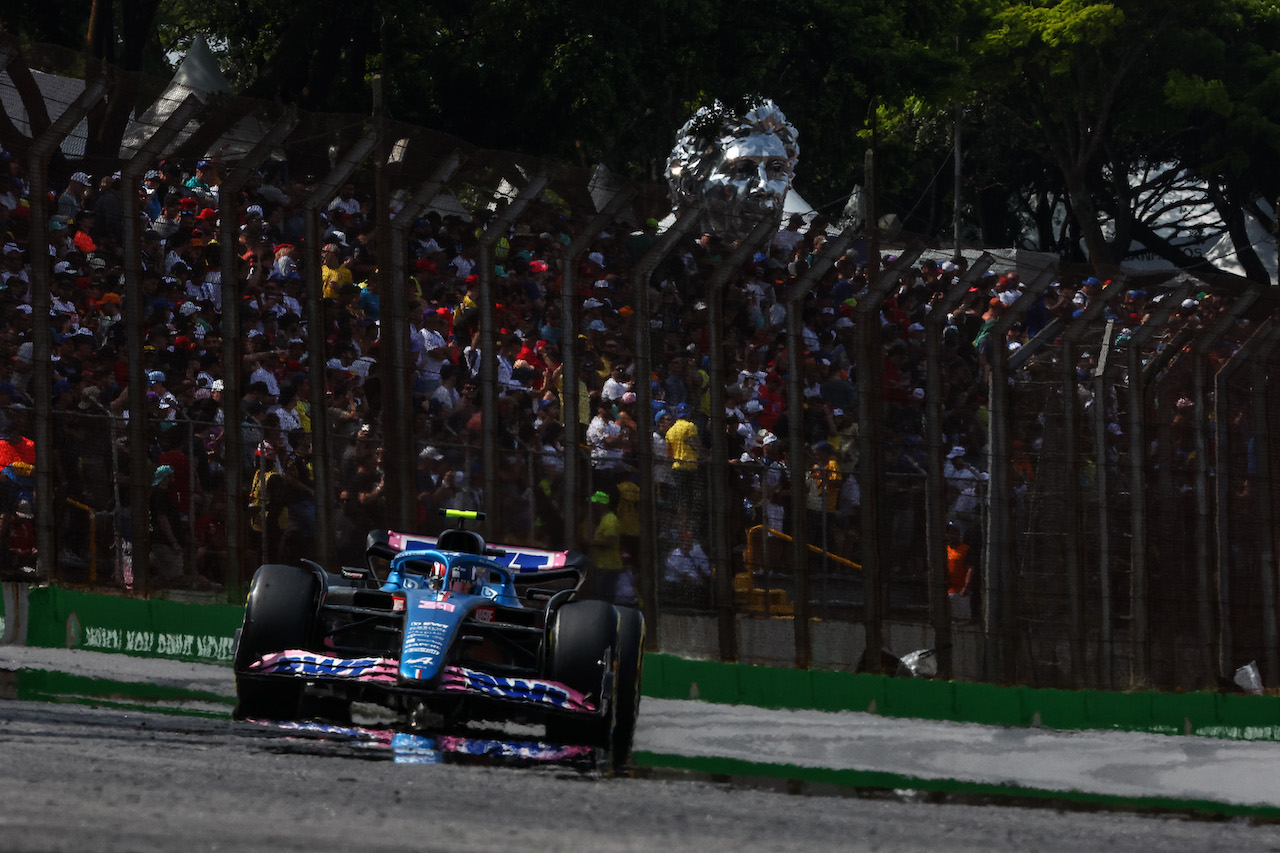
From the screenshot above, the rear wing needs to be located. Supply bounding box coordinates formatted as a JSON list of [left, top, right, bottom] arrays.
[[379, 530, 587, 574]]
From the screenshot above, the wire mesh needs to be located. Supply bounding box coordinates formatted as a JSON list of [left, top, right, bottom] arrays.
[[3, 34, 1280, 690]]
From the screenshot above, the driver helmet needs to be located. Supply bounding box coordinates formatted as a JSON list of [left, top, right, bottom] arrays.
[[428, 560, 448, 591]]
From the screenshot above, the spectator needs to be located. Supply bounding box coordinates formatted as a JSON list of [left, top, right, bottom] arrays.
[[321, 243, 353, 299], [661, 528, 711, 609], [58, 172, 91, 219], [586, 488, 624, 602], [664, 402, 704, 535], [151, 465, 216, 590]]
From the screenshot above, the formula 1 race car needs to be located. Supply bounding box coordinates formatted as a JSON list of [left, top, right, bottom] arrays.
[[233, 510, 645, 761]]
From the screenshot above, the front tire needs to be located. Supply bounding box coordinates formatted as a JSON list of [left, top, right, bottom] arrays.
[[611, 607, 645, 759], [545, 600, 617, 748], [234, 564, 317, 721]]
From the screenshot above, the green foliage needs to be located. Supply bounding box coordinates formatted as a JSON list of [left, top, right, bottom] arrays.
[[10, 0, 1280, 276]]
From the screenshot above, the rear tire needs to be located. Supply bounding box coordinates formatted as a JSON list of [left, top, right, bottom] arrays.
[[234, 564, 317, 721], [545, 600, 617, 747]]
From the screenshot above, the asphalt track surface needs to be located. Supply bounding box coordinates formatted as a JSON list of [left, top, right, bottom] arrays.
[[2, 649, 1280, 852]]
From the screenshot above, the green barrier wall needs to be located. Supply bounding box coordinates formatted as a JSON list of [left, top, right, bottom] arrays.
[[17, 586, 1280, 740], [641, 654, 1280, 741], [25, 586, 244, 662]]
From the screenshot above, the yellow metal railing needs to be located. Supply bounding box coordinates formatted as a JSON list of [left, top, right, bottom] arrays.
[[737, 525, 862, 617]]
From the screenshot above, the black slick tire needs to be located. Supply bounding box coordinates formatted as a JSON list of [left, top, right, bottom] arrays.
[[545, 599, 617, 748], [610, 606, 645, 760], [234, 563, 317, 721]]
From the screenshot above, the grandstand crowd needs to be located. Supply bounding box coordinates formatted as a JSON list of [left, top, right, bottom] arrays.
[[0, 148, 1219, 600]]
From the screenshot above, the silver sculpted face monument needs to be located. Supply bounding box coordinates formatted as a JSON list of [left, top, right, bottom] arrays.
[[666, 98, 799, 241]]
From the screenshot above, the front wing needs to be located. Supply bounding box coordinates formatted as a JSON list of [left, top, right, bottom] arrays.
[[246, 650, 600, 715]]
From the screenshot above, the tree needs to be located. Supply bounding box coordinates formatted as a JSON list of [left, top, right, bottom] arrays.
[[1159, 0, 1280, 283], [961, 0, 1280, 281]]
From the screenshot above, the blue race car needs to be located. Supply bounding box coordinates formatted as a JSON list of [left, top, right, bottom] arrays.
[[233, 510, 645, 760]]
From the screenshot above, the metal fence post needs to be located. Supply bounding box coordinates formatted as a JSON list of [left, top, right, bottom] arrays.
[[855, 248, 922, 672], [28, 80, 107, 582], [1090, 319, 1117, 684], [384, 152, 463, 530], [706, 216, 775, 662], [630, 209, 700, 636], [985, 275, 1051, 683], [208, 111, 296, 585], [1212, 310, 1268, 679], [1129, 278, 1196, 686], [1056, 279, 1125, 686], [784, 227, 857, 668], [298, 132, 377, 572], [556, 186, 634, 543], [924, 255, 993, 680], [1248, 329, 1280, 684], [1191, 291, 1257, 680], [479, 171, 550, 531]]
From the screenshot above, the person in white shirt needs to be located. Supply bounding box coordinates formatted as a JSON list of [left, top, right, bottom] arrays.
[[417, 309, 450, 395], [248, 350, 283, 397], [1, 243, 28, 289], [327, 182, 362, 220], [601, 362, 632, 402], [430, 362, 462, 418], [661, 529, 711, 607], [586, 395, 627, 475], [771, 213, 807, 256], [497, 335, 526, 391]]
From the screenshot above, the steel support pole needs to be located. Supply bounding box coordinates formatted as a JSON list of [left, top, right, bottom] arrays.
[[1129, 278, 1196, 686], [479, 171, 550, 534], [1248, 332, 1280, 684], [30, 84, 105, 579], [555, 185, 634, 538], [373, 86, 405, 534], [27, 80, 106, 582], [1056, 279, 1126, 686], [629, 209, 700, 637], [298, 132, 377, 571], [984, 276, 1051, 683], [783, 228, 856, 668], [556, 217, 582, 551], [1090, 320, 1117, 686], [706, 217, 775, 661], [1190, 290, 1258, 680], [923, 255, 992, 679], [213, 111, 296, 587], [385, 153, 463, 530], [855, 248, 923, 672], [1212, 313, 1269, 680]]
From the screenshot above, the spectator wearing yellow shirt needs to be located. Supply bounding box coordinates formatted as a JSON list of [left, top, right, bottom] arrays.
[[664, 403, 704, 537], [587, 488, 624, 603], [321, 243, 353, 299]]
